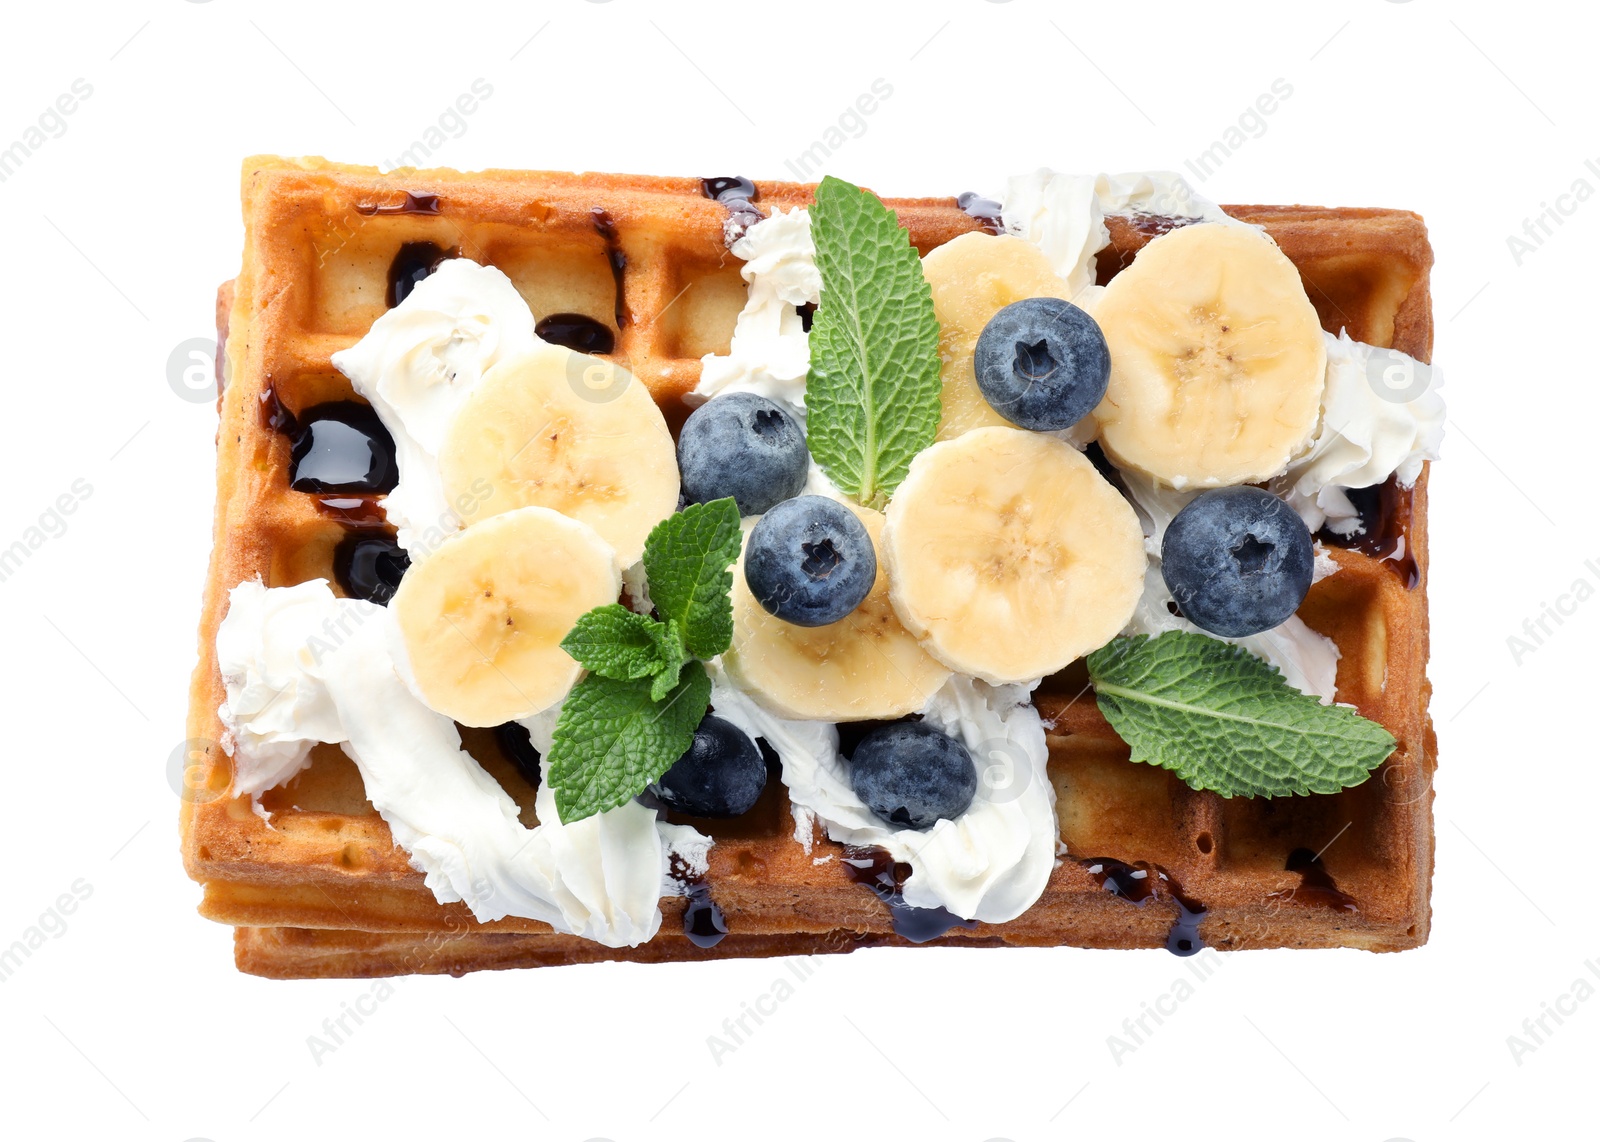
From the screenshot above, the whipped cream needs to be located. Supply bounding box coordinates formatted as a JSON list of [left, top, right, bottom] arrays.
[[1273, 330, 1445, 535], [330, 259, 537, 554], [708, 666, 1056, 923], [216, 579, 705, 946], [1115, 469, 1342, 702], [1000, 170, 1244, 297], [694, 208, 819, 415]]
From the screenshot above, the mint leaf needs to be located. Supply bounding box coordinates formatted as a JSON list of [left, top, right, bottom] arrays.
[[642, 498, 741, 659], [1086, 631, 1396, 799], [649, 620, 687, 703], [547, 661, 712, 824], [560, 604, 667, 681], [805, 175, 942, 508]]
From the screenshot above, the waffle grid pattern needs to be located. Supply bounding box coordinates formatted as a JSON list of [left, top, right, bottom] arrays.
[[183, 158, 1437, 977]]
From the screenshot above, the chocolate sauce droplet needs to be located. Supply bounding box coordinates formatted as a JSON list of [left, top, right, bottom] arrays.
[[387, 241, 454, 308], [957, 191, 1004, 235], [669, 855, 728, 948], [493, 721, 543, 790], [1316, 476, 1419, 588], [590, 209, 631, 330], [357, 192, 442, 216], [535, 313, 615, 355], [289, 403, 399, 494], [1081, 856, 1208, 957], [701, 175, 764, 246], [333, 532, 410, 605], [1269, 847, 1359, 912], [843, 847, 977, 943]]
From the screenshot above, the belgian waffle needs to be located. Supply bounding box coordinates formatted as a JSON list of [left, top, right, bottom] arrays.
[[183, 157, 1436, 978]]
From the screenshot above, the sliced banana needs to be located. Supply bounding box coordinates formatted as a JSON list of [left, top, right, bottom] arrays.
[[723, 504, 951, 721], [883, 427, 1144, 685], [1091, 222, 1326, 488], [436, 343, 680, 566], [392, 506, 621, 727], [921, 233, 1084, 442]]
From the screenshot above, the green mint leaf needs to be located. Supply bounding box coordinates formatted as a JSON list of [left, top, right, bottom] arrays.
[[805, 175, 942, 508], [560, 604, 666, 681], [642, 498, 741, 660], [648, 620, 687, 703], [547, 661, 712, 824], [1086, 631, 1396, 799]]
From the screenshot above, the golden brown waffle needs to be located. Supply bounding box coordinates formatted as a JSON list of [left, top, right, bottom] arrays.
[[184, 157, 1436, 978]]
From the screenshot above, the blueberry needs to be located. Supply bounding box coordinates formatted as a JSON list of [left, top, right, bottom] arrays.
[[744, 495, 875, 626], [848, 722, 978, 831], [973, 297, 1110, 431], [1161, 487, 1314, 637], [650, 714, 768, 818], [678, 393, 810, 516]]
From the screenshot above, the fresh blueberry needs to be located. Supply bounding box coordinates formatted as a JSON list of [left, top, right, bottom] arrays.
[[973, 297, 1110, 431], [744, 495, 875, 627], [678, 393, 810, 516], [849, 721, 978, 831], [650, 714, 768, 818], [1161, 487, 1315, 637]]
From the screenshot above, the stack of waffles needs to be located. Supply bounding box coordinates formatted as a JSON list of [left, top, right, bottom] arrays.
[[182, 158, 1436, 978]]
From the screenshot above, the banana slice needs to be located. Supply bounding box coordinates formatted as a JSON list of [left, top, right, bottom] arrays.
[[723, 504, 952, 721], [883, 427, 1144, 685], [921, 233, 1083, 442], [392, 506, 621, 727], [1092, 222, 1326, 488], [436, 343, 680, 566]]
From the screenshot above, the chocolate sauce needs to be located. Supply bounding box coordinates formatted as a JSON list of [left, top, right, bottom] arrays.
[[590, 209, 631, 329], [387, 241, 455, 308], [288, 403, 399, 494], [956, 191, 1004, 235], [669, 855, 728, 948], [796, 302, 816, 333], [700, 175, 763, 246], [315, 496, 389, 528], [1317, 475, 1419, 588], [535, 313, 615, 355], [493, 721, 543, 790], [843, 847, 977, 944], [356, 192, 442, 217], [333, 532, 410, 605], [258, 380, 296, 434], [1124, 212, 1200, 238], [1268, 847, 1358, 913], [1081, 857, 1208, 957]]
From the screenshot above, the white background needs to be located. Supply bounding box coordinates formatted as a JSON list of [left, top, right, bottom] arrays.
[[0, 1, 1589, 1139]]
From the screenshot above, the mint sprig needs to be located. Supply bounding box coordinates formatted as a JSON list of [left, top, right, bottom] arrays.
[[805, 175, 942, 509], [1086, 631, 1396, 799], [547, 498, 741, 823]]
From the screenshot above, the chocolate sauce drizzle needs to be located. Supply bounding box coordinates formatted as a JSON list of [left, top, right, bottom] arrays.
[[589, 209, 630, 330], [1317, 475, 1419, 588], [1268, 847, 1359, 913], [701, 176, 763, 246], [956, 191, 1004, 235], [333, 532, 409, 605], [288, 403, 399, 494], [387, 241, 456, 308], [357, 192, 442, 217], [670, 855, 728, 948], [535, 313, 615, 355], [493, 722, 543, 790], [1081, 857, 1207, 957], [843, 847, 977, 944]]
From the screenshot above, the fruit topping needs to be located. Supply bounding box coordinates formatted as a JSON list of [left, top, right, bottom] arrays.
[[678, 393, 810, 516], [973, 297, 1110, 431], [848, 721, 978, 831], [743, 495, 876, 627], [650, 713, 769, 818], [1160, 486, 1314, 637]]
